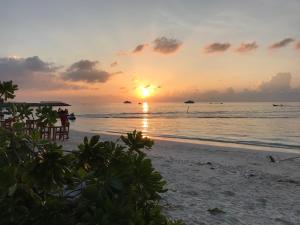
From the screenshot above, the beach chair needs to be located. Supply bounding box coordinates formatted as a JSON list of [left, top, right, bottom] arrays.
[[3, 118, 13, 129], [0, 120, 5, 128], [54, 123, 69, 141], [39, 126, 52, 140], [25, 119, 38, 135]]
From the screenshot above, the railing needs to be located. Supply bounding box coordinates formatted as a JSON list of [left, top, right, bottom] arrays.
[[0, 119, 70, 141]]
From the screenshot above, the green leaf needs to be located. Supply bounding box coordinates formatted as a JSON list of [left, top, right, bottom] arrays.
[[8, 183, 17, 196]]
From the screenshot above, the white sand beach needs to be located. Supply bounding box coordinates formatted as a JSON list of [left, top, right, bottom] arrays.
[[62, 130, 300, 225]]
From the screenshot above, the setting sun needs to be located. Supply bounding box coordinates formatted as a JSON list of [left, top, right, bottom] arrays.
[[141, 87, 150, 98], [137, 85, 154, 99]]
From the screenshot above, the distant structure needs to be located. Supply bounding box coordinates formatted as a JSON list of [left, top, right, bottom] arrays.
[[184, 100, 195, 104], [273, 104, 284, 107], [123, 101, 132, 104], [0, 101, 70, 107]]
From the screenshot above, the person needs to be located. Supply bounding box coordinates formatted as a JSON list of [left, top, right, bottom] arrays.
[[58, 109, 69, 127]]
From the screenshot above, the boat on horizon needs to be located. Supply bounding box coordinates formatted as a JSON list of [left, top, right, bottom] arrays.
[[123, 101, 132, 104], [184, 100, 195, 104], [273, 104, 284, 107]]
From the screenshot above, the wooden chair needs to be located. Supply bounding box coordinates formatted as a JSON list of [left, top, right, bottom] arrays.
[[4, 118, 13, 129], [0, 120, 5, 128], [39, 126, 52, 140], [25, 119, 38, 135], [54, 123, 70, 141]]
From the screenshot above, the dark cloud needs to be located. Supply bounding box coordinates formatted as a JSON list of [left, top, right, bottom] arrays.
[[110, 61, 118, 67], [133, 44, 147, 53], [153, 37, 182, 54], [236, 42, 258, 53], [269, 38, 295, 49], [0, 56, 57, 76], [0, 56, 68, 90], [204, 43, 231, 53], [156, 73, 300, 102], [63, 60, 119, 83]]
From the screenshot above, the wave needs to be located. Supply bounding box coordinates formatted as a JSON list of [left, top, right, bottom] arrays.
[[157, 134, 300, 151], [78, 112, 298, 119], [98, 130, 300, 151]]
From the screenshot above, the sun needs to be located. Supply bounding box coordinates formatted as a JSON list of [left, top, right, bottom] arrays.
[[141, 87, 150, 98], [138, 86, 152, 99]]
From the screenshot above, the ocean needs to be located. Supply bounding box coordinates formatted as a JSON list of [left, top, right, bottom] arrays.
[[68, 102, 300, 152]]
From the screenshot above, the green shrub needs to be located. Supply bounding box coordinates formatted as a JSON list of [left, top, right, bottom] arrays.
[[0, 127, 186, 225], [0, 80, 186, 224]]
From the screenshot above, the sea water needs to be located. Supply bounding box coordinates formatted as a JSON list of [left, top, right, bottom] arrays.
[[68, 102, 300, 151]]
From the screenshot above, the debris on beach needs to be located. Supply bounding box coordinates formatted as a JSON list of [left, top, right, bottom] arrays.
[[267, 155, 276, 163], [208, 208, 226, 215], [277, 179, 300, 185]]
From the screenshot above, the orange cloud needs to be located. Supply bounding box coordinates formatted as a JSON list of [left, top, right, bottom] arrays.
[[236, 42, 258, 53], [110, 61, 118, 67], [132, 44, 148, 53]]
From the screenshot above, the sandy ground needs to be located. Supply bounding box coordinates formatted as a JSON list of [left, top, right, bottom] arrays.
[[61, 130, 300, 225]]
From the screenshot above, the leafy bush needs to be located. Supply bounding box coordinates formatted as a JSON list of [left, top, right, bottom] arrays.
[[0, 80, 186, 224], [0, 126, 185, 225], [35, 106, 58, 126], [0, 80, 18, 102]]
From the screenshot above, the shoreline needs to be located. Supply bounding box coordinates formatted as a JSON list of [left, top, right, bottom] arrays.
[[62, 129, 300, 225], [73, 128, 300, 154]]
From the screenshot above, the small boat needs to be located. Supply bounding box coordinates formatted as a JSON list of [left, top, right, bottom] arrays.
[[123, 101, 132, 104], [273, 104, 283, 107], [138, 102, 142, 105], [184, 100, 195, 104], [67, 113, 76, 120]]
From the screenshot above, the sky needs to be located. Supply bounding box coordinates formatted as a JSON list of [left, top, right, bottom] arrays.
[[0, 0, 300, 103]]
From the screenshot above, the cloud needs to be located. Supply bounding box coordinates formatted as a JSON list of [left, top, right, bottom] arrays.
[[236, 42, 258, 53], [133, 44, 147, 53], [153, 37, 182, 54], [116, 51, 128, 56], [62, 60, 119, 83], [204, 43, 231, 53], [259, 73, 291, 92], [0, 56, 69, 90], [155, 73, 300, 102], [269, 38, 295, 49], [110, 61, 118, 67], [0, 56, 57, 76]]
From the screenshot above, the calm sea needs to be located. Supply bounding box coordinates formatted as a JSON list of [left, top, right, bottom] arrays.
[[68, 102, 300, 152]]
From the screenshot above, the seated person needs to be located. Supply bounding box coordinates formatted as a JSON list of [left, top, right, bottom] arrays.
[[58, 109, 69, 127]]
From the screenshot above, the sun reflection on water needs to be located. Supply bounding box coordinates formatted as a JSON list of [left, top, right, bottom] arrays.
[[141, 102, 149, 136], [142, 102, 149, 113]]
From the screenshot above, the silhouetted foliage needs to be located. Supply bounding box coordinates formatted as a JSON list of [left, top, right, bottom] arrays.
[[0, 80, 186, 224], [0, 126, 185, 224], [0, 80, 18, 102], [35, 106, 58, 126]]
